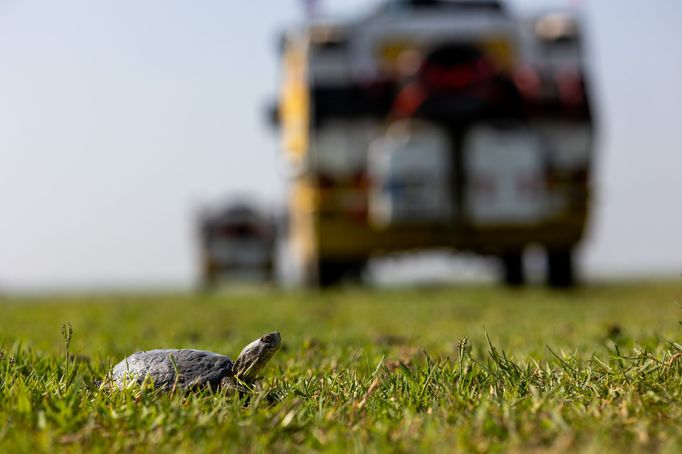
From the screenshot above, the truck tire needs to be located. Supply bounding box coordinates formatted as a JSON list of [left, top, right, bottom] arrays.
[[500, 251, 525, 287], [546, 248, 575, 288], [305, 258, 366, 288], [318, 261, 347, 288]]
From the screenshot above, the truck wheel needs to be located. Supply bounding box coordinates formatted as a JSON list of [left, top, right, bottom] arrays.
[[500, 251, 525, 287], [546, 248, 575, 288], [317, 261, 346, 288], [305, 258, 366, 288]]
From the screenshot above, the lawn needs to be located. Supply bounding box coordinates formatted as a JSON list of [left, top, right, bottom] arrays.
[[1, 282, 681, 452]]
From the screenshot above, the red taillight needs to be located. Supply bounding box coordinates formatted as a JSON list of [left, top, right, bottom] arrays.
[[422, 58, 496, 90], [392, 83, 427, 117], [556, 69, 585, 106], [513, 65, 542, 100], [424, 65, 475, 88]]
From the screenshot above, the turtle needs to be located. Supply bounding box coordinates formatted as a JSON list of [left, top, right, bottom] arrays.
[[108, 331, 281, 390]]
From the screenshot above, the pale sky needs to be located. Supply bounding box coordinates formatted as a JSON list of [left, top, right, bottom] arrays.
[[1, 0, 681, 290]]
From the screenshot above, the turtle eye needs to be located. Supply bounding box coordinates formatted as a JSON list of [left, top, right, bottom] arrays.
[[262, 335, 272, 343]]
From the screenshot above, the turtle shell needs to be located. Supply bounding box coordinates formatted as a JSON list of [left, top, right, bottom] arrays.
[[111, 349, 234, 389]]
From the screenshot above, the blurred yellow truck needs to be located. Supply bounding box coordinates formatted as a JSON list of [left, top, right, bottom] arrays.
[[276, 1, 594, 287]]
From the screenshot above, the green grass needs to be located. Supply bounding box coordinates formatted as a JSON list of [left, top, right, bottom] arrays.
[[1, 282, 682, 453]]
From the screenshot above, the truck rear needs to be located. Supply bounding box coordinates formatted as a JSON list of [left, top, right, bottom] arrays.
[[277, 0, 594, 287]]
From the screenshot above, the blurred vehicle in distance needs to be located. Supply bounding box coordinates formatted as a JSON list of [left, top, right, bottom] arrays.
[[198, 201, 276, 288], [274, 0, 594, 288]]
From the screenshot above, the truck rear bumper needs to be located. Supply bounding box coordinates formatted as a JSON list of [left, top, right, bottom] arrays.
[[312, 213, 587, 259]]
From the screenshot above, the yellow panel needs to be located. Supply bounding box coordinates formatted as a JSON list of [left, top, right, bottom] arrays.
[[280, 40, 310, 163], [481, 38, 515, 71]]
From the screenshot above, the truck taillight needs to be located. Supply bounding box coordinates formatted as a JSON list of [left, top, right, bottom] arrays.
[[556, 69, 585, 106], [512, 65, 542, 100], [392, 84, 427, 117], [422, 58, 496, 90]]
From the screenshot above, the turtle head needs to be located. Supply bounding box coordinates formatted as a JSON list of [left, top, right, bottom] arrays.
[[232, 331, 281, 383]]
